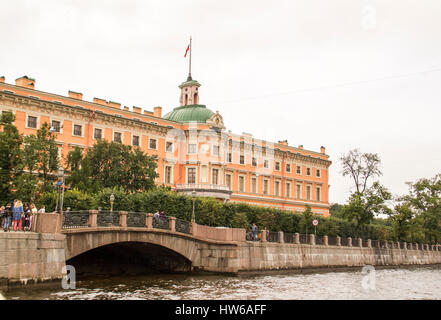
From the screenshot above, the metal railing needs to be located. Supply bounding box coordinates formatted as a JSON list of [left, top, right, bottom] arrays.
[[315, 235, 325, 245], [341, 237, 349, 246], [299, 234, 309, 244], [362, 239, 369, 248], [371, 240, 380, 248], [127, 212, 146, 228], [153, 216, 170, 230], [97, 210, 120, 227], [175, 183, 230, 191], [267, 231, 279, 243], [175, 218, 191, 234], [246, 231, 262, 241], [62, 211, 90, 229], [284, 232, 295, 243], [328, 236, 338, 246]]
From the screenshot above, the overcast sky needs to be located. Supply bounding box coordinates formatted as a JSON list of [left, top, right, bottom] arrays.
[[1, 0, 440, 204]]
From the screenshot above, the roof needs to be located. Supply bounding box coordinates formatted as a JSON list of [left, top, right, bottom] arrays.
[[163, 104, 214, 123]]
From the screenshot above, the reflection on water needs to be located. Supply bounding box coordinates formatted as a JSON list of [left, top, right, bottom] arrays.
[[4, 265, 441, 300]]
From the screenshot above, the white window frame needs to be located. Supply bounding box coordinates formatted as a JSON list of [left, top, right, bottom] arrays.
[[275, 161, 281, 171], [72, 123, 83, 137], [49, 118, 63, 134], [132, 134, 141, 147], [212, 145, 219, 156], [238, 175, 245, 192], [274, 180, 281, 196], [296, 165, 301, 175], [186, 167, 197, 184], [149, 138, 158, 150], [264, 159, 269, 169], [306, 185, 312, 200], [251, 176, 257, 193], [316, 168, 321, 178], [164, 165, 173, 184], [25, 114, 39, 129], [263, 179, 269, 195], [286, 182, 291, 198], [239, 154, 245, 165], [296, 184, 302, 199], [306, 167, 311, 176], [211, 168, 219, 185], [286, 163, 291, 173], [316, 186, 321, 201], [188, 143, 197, 154], [113, 131, 123, 143], [225, 173, 232, 190], [93, 126, 104, 140]]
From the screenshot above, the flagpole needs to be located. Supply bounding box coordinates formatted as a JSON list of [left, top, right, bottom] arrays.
[[188, 36, 192, 81]]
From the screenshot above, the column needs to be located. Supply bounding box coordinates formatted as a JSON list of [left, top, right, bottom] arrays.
[[169, 216, 176, 232], [89, 210, 98, 228], [261, 228, 267, 242], [348, 237, 352, 247], [119, 211, 128, 228], [278, 231, 284, 243], [146, 213, 153, 228], [358, 238, 363, 248], [310, 234, 315, 246], [324, 235, 328, 246], [368, 239, 372, 248], [295, 233, 300, 244], [336, 236, 341, 246]]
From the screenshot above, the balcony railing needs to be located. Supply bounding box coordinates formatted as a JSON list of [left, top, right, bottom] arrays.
[[175, 183, 231, 192]]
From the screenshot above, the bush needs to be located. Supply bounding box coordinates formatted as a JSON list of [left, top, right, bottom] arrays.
[[38, 188, 95, 212]]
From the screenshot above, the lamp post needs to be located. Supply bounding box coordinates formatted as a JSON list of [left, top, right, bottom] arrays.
[[110, 194, 115, 212], [191, 189, 196, 222], [57, 167, 64, 213]]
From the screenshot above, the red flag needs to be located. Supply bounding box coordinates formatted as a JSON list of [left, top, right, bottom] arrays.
[[184, 44, 190, 57]]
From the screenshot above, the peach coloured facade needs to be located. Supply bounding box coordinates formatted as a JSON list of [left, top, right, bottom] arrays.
[[0, 75, 332, 216]]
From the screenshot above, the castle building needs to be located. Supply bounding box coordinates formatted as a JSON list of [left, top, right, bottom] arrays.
[[0, 74, 332, 216]]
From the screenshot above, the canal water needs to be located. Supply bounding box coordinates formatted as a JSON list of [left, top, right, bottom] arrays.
[[3, 265, 441, 300]]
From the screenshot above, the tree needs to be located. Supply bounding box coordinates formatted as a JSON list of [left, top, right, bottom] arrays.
[[22, 122, 59, 194], [400, 174, 441, 243], [340, 149, 382, 194], [0, 111, 23, 202], [388, 204, 414, 241], [300, 205, 314, 235], [342, 182, 392, 238], [66, 140, 158, 193]]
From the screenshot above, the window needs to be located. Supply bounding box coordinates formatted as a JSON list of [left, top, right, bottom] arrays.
[[306, 167, 311, 176], [251, 177, 257, 193], [188, 143, 196, 154], [227, 152, 232, 163], [252, 157, 257, 167], [73, 124, 82, 136], [286, 182, 291, 198], [296, 165, 301, 174], [296, 184, 302, 199], [187, 168, 196, 184], [114, 132, 122, 143], [94, 128, 102, 140], [149, 138, 157, 149], [51, 120, 61, 133], [132, 135, 140, 146], [225, 174, 232, 190], [316, 187, 321, 201], [316, 169, 321, 178], [275, 161, 280, 171], [286, 163, 291, 173], [264, 160, 269, 169], [213, 145, 219, 156], [166, 141, 173, 153], [165, 166, 172, 184], [263, 179, 269, 195], [240, 155, 245, 165], [212, 169, 219, 185], [27, 116, 37, 128], [239, 176, 245, 192], [275, 181, 280, 196], [306, 185, 311, 200]]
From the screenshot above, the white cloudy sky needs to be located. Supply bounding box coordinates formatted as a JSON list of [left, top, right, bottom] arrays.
[[1, 0, 440, 204]]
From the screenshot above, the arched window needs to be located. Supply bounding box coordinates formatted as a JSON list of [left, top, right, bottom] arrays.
[[184, 94, 188, 105], [193, 93, 198, 104]]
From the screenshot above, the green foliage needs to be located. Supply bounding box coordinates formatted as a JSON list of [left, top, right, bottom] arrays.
[[38, 188, 96, 212], [66, 140, 158, 193], [0, 111, 23, 202]]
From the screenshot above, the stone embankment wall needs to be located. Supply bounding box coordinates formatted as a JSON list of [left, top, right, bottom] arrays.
[[0, 232, 66, 289], [236, 242, 441, 272]]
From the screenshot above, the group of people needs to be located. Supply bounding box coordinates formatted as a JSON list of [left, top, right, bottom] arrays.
[[0, 200, 45, 232], [153, 210, 166, 220]]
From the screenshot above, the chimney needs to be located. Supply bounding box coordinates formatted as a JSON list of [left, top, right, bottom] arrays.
[[298, 145, 303, 149], [278, 140, 288, 146], [108, 101, 121, 109], [320, 146, 326, 154], [133, 106, 141, 114], [15, 76, 35, 89], [68, 90, 83, 100], [154, 106, 162, 118], [0, 76, 5, 83], [93, 97, 107, 106], [124, 106, 129, 111]]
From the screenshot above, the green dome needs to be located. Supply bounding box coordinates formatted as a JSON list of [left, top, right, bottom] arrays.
[[163, 104, 215, 123]]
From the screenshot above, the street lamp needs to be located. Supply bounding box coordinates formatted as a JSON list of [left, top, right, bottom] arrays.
[[191, 189, 196, 222], [56, 167, 64, 213], [110, 194, 115, 212]]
